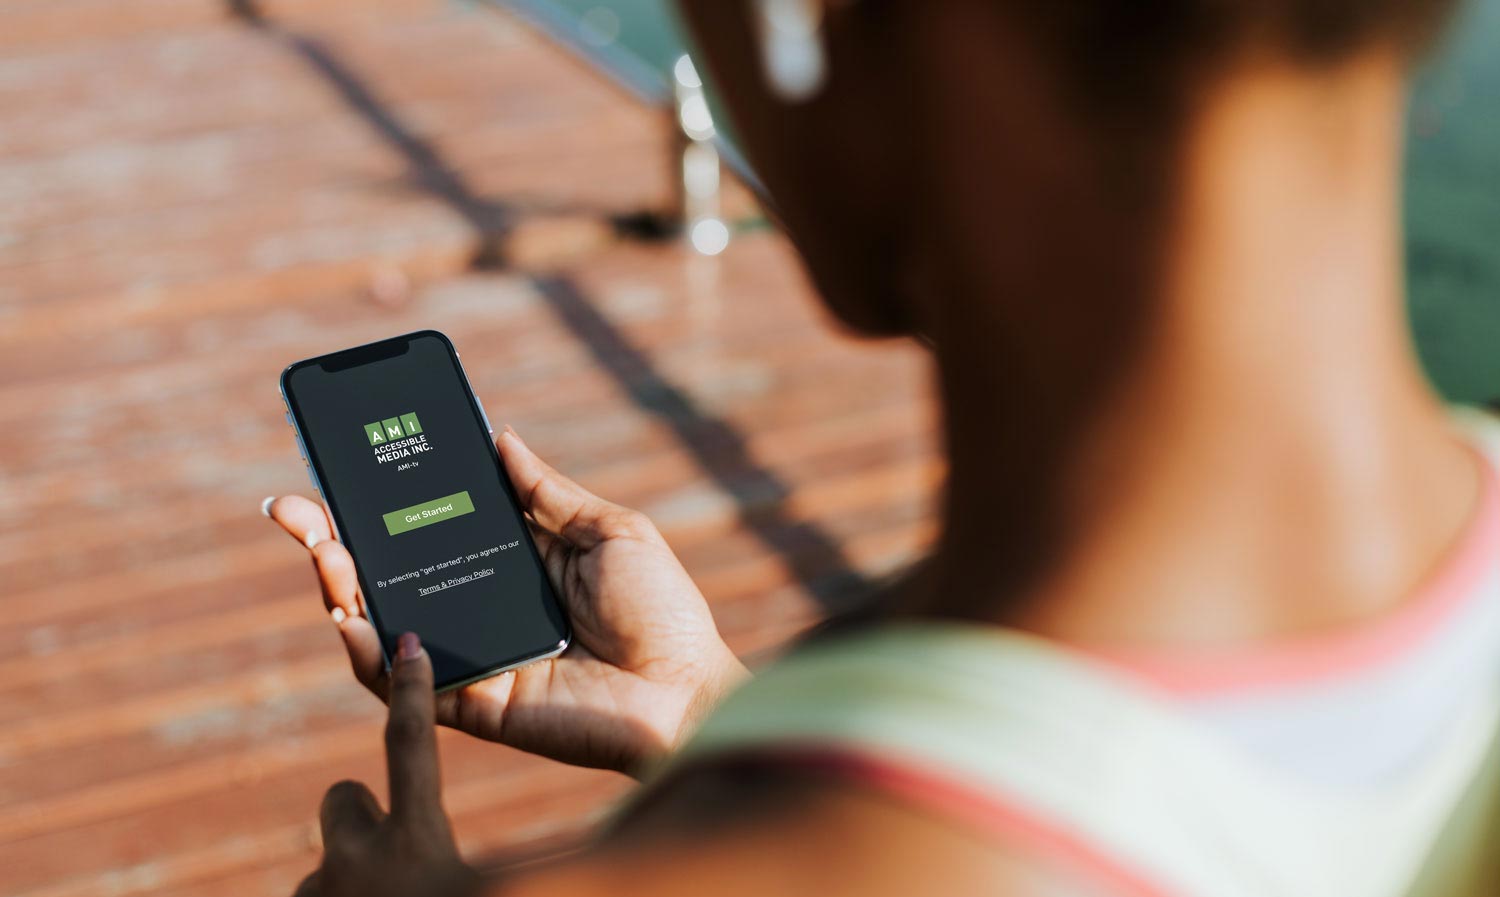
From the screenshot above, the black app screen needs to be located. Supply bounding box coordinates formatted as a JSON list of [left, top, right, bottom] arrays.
[[282, 332, 568, 688]]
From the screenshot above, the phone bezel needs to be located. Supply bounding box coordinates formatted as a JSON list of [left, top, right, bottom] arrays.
[[279, 329, 571, 691]]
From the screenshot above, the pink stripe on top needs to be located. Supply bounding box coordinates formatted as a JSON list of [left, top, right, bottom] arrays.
[[749, 746, 1177, 897], [1088, 450, 1500, 697]]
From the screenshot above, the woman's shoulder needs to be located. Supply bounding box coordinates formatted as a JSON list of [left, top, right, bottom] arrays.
[[495, 760, 1109, 897]]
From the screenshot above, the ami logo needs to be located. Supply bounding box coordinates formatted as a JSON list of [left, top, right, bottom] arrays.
[[365, 412, 423, 446]]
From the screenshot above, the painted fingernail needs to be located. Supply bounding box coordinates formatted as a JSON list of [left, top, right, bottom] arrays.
[[260, 496, 276, 518], [331, 607, 347, 625], [304, 532, 321, 550], [397, 632, 421, 660]]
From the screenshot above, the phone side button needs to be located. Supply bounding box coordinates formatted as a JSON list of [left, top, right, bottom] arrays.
[[305, 462, 324, 496], [475, 397, 494, 435]]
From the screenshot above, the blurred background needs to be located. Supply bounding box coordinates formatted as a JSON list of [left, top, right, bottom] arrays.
[[0, 1, 1495, 895]]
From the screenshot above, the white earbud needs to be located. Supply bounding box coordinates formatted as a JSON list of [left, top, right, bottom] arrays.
[[752, 0, 827, 103]]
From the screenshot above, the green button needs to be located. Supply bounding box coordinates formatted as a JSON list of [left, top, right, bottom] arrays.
[[383, 491, 475, 536]]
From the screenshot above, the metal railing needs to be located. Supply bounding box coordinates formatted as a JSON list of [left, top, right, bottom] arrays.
[[484, 0, 763, 255]]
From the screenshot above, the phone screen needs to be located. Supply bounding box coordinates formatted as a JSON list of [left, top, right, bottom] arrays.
[[281, 330, 569, 689]]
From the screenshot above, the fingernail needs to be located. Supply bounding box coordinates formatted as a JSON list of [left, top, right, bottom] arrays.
[[260, 496, 276, 518], [305, 532, 321, 550], [397, 632, 422, 660], [504, 425, 524, 446], [331, 606, 347, 625]]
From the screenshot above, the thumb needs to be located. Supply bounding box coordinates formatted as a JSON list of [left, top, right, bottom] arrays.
[[497, 428, 642, 549]]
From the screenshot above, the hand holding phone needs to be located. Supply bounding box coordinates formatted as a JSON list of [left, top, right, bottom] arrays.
[[270, 402, 746, 775]]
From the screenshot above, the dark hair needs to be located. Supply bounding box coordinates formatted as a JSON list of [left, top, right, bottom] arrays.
[[1009, 0, 1461, 121], [1181, 0, 1460, 61], [974, 0, 1463, 206]]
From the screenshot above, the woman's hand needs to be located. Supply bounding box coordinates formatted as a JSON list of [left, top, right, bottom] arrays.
[[267, 427, 747, 776], [295, 632, 478, 897]]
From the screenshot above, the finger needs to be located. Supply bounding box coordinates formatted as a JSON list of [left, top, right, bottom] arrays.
[[385, 632, 442, 824], [310, 540, 362, 617], [319, 779, 384, 852], [497, 428, 648, 549], [268, 495, 335, 550], [440, 671, 515, 740], [306, 536, 385, 700], [333, 611, 388, 700], [525, 519, 570, 597], [525, 520, 594, 633]]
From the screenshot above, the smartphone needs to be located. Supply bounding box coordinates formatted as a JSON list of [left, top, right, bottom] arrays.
[[280, 330, 570, 690]]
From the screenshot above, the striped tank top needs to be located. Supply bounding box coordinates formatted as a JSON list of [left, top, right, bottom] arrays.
[[649, 408, 1500, 896]]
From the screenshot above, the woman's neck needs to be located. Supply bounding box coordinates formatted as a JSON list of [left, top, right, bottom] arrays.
[[919, 54, 1480, 648]]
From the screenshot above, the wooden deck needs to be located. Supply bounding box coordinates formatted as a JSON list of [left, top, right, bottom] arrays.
[[0, 2, 938, 895]]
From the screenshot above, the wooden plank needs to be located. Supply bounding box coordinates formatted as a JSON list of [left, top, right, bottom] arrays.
[[0, 2, 940, 895]]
